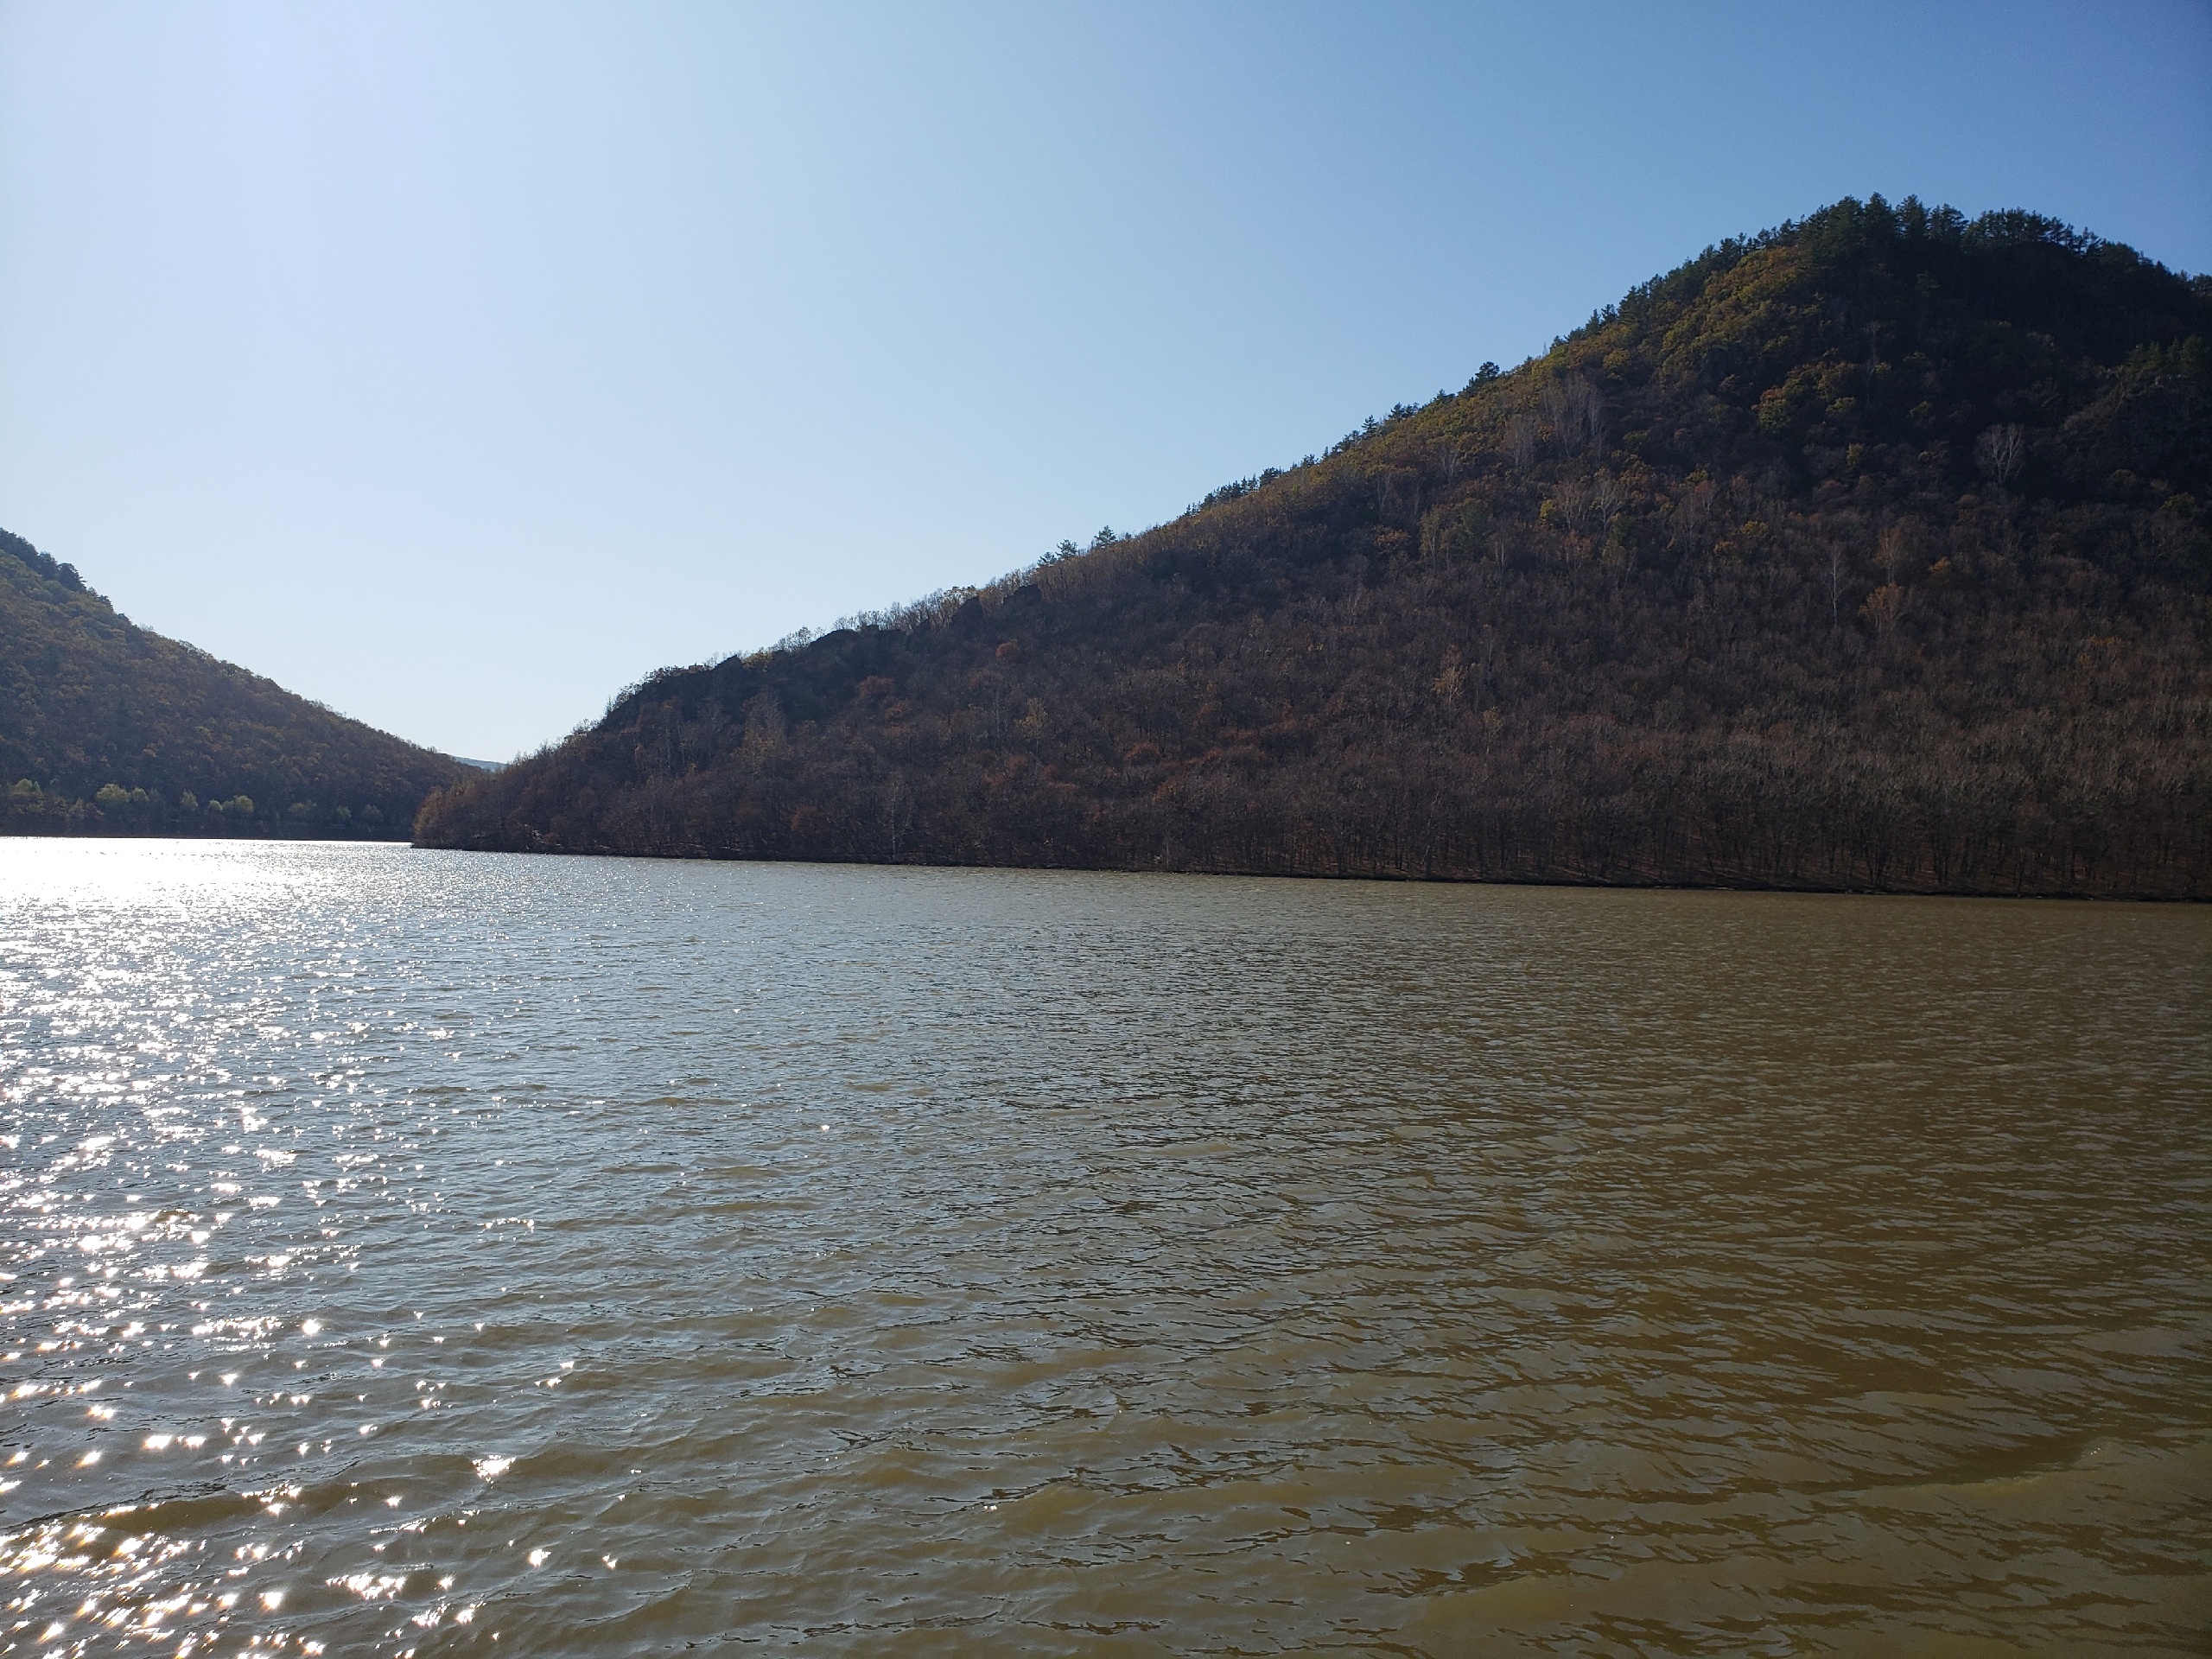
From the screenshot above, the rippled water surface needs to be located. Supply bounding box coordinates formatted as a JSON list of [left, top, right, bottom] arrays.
[[2, 841, 2207, 1656]]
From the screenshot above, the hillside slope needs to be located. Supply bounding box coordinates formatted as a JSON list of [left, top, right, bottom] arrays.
[[2, 530, 465, 837], [417, 199, 2212, 896]]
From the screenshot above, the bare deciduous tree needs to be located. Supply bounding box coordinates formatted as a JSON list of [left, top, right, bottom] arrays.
[[1552, 480, 1593, 536], [1878, 522, 1912, 587], [1431, 647, 1466, 703], [880, 773, 912, 859], [1670, 480, 1715, 551], [1974, 423, 2025, 491], [1861, 581, 1910, 639], [1824, 539, 1848, 628], [1504, 414, 1538, 471], [1584, 387, 1611, 455], [1538, 381, 1573, 453], [1592, 472, 1624, 530], [1539, 377, 1601, 457]]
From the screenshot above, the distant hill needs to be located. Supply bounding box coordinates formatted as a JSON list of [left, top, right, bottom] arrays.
[[2, 529, 465, 838], [417, 198, 2212, 897]]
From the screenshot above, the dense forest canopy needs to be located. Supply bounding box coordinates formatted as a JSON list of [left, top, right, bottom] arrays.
[[417, 198, 2212, 896], [1, 528, 465, 837]]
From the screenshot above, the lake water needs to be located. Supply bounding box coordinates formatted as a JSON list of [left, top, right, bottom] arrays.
[[2, 840, 2206, 1656]]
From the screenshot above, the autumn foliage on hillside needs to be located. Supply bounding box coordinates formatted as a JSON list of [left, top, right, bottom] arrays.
[[2, 531, 465, 838], [417, 199, 2212, 895]]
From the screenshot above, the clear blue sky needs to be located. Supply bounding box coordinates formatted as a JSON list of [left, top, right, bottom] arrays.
[[3, 2, 2208, 760]]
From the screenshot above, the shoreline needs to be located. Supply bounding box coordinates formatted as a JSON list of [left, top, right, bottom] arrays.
[[397, 837, 2212, 903]]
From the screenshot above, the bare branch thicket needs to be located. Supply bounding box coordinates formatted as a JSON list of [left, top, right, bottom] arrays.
[[1878, 522, 1912, 587], [1504, 414, 1539, 471], [1592, 472, 1624, 529], [1539, 377, 1596, 457], [1824, 538, 1849, 629], [1861, 581, 1910, 639], [1670, 480, 1715, 551], [1974, 423, 2025, 491], [1584, 387, 1611, 455], [1552, 480, 1593, 536], [1536, 381, 1566, 450]]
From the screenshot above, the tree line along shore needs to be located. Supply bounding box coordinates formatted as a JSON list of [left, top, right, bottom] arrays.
[[416, 200, 2211, 899], [6, 199, 2203, 895], [1, 525, 463, 840]]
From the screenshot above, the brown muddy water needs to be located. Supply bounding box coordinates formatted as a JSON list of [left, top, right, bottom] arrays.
[[1, 840, 2206, 1656]]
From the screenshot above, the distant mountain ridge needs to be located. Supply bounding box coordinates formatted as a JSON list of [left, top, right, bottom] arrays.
[[2, 528, 464, 838], [415, 196, 2212, 895]]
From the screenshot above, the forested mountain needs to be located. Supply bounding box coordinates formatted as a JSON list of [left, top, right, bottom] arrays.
[[2, 530, 464, 837], [417, 199, 2212, 896]]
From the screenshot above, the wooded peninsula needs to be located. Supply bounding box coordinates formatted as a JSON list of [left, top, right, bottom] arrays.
[[299, 202, 2212, 893]]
